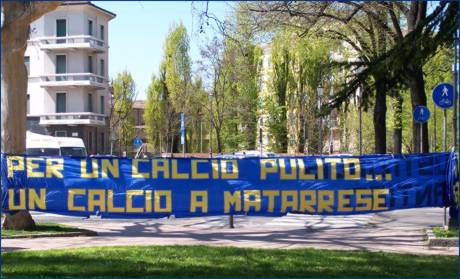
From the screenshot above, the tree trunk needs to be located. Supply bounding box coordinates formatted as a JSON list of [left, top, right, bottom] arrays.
[[1, 1, 60, 230], [393, 94, 403, 154], [215, 128, 222, 153], [373, 79, 387, 154], [408, 67, 429, 153]]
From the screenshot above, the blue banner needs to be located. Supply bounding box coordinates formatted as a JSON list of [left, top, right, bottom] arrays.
[[1, 152, 457, 218]]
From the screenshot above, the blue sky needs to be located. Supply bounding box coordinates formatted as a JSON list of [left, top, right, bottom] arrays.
[[93, 1, 230, 100]]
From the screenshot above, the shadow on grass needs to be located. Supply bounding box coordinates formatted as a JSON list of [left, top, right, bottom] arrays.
[[1, 223, 86, 237], [1, 245, 458, 278]]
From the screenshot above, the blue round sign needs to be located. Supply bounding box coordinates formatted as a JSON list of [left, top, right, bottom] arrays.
[[432, 83, 454, 109], [413, 105, 430, 123], [133, 137, 142, 147]]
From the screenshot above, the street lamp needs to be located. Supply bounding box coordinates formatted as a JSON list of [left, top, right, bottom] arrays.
[[317, 85, 323, 154]]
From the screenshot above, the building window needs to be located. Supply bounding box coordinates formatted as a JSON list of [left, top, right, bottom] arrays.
[[100, 95, 105, 114], [24, 56, 30, 76], [27, 95, 30, 114], [56, 93, 66, 113], [56, 55, 66, 81], [100, 59, 105, 77], [100, 25, 105, 41], [88, 20, 93, 36], [55, 131, 67, 137], [87, 93, 93, 112], [56, 19, 66, 43], [88, 56, 93, 73]]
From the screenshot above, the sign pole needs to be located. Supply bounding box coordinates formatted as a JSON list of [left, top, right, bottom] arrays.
[[442, 108, 447, 228], [433, 105, 437, 151], [420, 122, 423, 153], [431, 82, 454, 229], [443, 109, 447, 151]]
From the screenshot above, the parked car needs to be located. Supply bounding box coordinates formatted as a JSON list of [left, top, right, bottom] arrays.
[[26, 131, 87, 157]]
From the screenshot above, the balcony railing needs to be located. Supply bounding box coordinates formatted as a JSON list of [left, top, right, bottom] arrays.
[[30, 35, 106, 52], [40, 73, 107, 89], [39, 112, 106, 126]]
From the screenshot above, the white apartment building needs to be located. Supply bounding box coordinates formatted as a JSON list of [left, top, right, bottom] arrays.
[[25, 1, 115, 155]]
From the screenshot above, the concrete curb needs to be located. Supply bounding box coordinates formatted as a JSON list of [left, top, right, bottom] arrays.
[[426, 228, 458, 247], [1, 229, 97, 239]]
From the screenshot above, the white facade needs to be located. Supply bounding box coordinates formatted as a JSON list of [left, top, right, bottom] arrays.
[[25, 1, 115, 154]]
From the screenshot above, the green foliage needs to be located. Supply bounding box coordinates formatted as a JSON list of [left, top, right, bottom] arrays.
[[144, 23, 208, 153], [144, 74, 165, 153], [1, 222, 84, 238], [263, 31, 334, 153], [2, 245, 458, 278], [111, 70, 136, 153], [432, 227, 459, 238]]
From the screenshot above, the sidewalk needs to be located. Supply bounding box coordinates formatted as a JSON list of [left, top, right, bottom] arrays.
[[2, 209, 458, 255]]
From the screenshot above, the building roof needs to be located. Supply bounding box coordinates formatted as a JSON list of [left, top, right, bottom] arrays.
[[62, 1, 116, 19], [133, 100, 146, 109]]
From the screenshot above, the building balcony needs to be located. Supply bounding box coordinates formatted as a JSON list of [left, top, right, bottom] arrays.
[[40, 73, 107, 89], [39, 112, 106, 126], [31, 35, 106, 53]]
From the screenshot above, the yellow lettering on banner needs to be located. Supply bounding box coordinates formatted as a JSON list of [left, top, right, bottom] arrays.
[[8, 156, 24, 177], [145, 190, 152, 212], [316, 159, 324, 179], [152, 159, 169, 179], [101, 159, 119, 178], [299, 190, 316, 213], [126, 190, 144, 213], [29, 188, 46, 210], [81, 159, 99, 178], [244, 190, 261, 212], [221, 160, 238, 179], [154, 190, 172, 213], [280, 159, 297, 180], [8, 189, 26, 210], [192, 160, 209, 179], [224, 191, 241, 213], [211, 160, 219, 179], [297, 159, 315, 180], [88, 189, 106, 212], [68, 189, 86, 211], [337, 190, 353, 212], [46, 158, 63, 178], [108, 190, 124, 212], [172, 160, 189, 179], [260, 159, 278, 180], [27, 158, 44, 178], [262, 190, 279, 212], [373, 189, 389, 210], [190, 191, 208, 213], [281, 190, 298, 213], [356, 189, 372, 211], [132, 159, 150, 178], [318, 190, 334, 213], [324, 158, 341, 180], [343, 158, 360, 180]]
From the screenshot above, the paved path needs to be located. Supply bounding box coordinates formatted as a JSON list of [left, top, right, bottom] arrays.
[[2, 208, 458, 255]]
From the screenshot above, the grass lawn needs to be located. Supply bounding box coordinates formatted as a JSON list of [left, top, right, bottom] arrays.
[[1, 222, 84, 238], [1, 245, 458, 278], [432, 227, 459, 238]]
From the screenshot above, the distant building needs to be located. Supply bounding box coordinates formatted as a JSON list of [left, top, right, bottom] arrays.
[[132, 100, 147, 144], [25, 1, 116, 154]]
